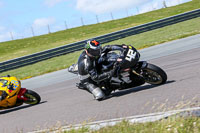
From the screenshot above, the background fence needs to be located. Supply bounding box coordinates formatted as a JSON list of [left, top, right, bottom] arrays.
[[0, 8, 199, 73], [4, 0, 189, 42]]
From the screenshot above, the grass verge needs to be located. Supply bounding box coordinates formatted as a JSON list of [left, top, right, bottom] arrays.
[[0, 16, 200, 80], [45, 115, 200, 133], [93, 116, 200, 133]]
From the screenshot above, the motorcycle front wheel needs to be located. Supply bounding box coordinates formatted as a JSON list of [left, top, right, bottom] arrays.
[[23, 90, 41, 105], [142, 63, 167, 85]]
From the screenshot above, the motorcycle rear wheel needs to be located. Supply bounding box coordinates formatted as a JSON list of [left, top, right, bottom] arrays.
[[142, 63, 167, 85], [23, 90, 41, 105]]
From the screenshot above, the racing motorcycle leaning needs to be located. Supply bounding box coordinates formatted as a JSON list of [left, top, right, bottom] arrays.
[[0, 76, 41, 109], [68, 45, 167, 98]]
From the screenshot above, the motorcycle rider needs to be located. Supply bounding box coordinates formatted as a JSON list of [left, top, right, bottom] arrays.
[[77, 39, 144, 100], [77, 39, 119, 100], [0, 75, 21, 108]]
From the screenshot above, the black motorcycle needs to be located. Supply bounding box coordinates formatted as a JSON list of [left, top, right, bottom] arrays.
[[68, 45, 167, 96]]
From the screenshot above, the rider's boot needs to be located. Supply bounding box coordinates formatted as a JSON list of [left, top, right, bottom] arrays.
[[86, 83, 105, 101]]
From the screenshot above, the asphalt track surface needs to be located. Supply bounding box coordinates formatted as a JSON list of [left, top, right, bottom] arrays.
[[0, 34, 200, 133]]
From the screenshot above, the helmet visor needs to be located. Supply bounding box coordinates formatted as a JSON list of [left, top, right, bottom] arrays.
[[87, 48, 101, 57]]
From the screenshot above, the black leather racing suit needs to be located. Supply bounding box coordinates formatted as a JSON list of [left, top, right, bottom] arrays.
[[77, 51, 113, 100]]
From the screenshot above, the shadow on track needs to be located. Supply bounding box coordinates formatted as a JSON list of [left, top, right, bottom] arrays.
[[109, 80, 175, 98], [0, 101, 47, 114]]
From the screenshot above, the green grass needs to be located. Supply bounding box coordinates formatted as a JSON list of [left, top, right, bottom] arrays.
[[54, 116, 200, 133], [95, 117, 200, 133], [1, 16, 200, 80], [0, 0, 199, 62], [105, 17, 200, 49], [92, 117, 200, 133]]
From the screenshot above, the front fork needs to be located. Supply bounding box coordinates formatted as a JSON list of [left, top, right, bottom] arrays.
[[132, 61, 148, 76], [17, 88, 28, 101]]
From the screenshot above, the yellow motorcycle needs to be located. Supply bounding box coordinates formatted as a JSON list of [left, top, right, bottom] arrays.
[[0, 75, 41, 109]]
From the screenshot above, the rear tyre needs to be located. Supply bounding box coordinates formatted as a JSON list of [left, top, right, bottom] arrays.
[[142, 63, 167, 85], [23, 90, 41, 105]]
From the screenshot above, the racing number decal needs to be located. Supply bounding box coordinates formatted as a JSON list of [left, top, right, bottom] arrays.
[[125, 49, 136, 61], [11, 80, 19, 90]]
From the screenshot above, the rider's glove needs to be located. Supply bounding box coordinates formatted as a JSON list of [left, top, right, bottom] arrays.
[[109, 62, 120, 77]]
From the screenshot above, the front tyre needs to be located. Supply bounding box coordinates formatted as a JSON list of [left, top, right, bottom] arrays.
[[24, 90, 41, 105], [142, 63, 167, 85]]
